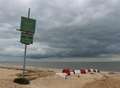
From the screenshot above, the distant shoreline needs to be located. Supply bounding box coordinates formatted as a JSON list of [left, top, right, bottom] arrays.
[[0, 61, 120, 72]]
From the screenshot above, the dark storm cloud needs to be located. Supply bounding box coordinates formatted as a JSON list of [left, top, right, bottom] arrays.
[[30, 0, 120, 58], [0, 0, 120, 58]]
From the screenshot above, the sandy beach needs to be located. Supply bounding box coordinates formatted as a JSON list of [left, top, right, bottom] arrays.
[[0, 65, 119, 88]]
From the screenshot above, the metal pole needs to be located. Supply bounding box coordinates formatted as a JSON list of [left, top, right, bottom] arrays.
[[28, 8, 30, 18], [22, 8, 31, 78], [23, 44, 27, 78]]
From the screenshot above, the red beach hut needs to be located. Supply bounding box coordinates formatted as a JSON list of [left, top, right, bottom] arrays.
[[62, 68, 71, 75], [80, 69, 86, 74]]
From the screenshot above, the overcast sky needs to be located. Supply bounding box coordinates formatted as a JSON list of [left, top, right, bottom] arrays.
[[0, 0, 120, 59]]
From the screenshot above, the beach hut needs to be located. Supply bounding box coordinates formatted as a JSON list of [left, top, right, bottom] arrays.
[[93, 69, 97, 72], [89, 68, 94, 73], [94, 69, 100, 73], [88, 68, 100, 73], [80, 69, 86, 74], [75, 70, 80, 74], [88, 69, 91, 73], [62, 68, 71, 75], [97, 69, 100, 73]]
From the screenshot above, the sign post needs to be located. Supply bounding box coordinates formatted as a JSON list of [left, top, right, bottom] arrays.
[[22, 8, 30, 78], [15, 8, 36, 84], [23, 44, 27, 78]]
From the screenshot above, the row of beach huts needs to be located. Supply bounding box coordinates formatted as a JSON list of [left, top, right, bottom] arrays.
[[62, 68, 100, 76], [56, 68, 100, 78]]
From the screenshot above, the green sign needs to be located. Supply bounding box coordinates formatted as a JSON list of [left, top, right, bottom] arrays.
[[20, 16, 36, 33], [20, 32, 34, 45]]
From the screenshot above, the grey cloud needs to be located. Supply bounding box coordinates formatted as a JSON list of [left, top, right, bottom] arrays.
[[32, 0, 120, 57], [0, 0, 120, 58]]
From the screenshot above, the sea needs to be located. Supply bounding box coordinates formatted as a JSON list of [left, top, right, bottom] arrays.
[[0, 55, 120, 72]]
